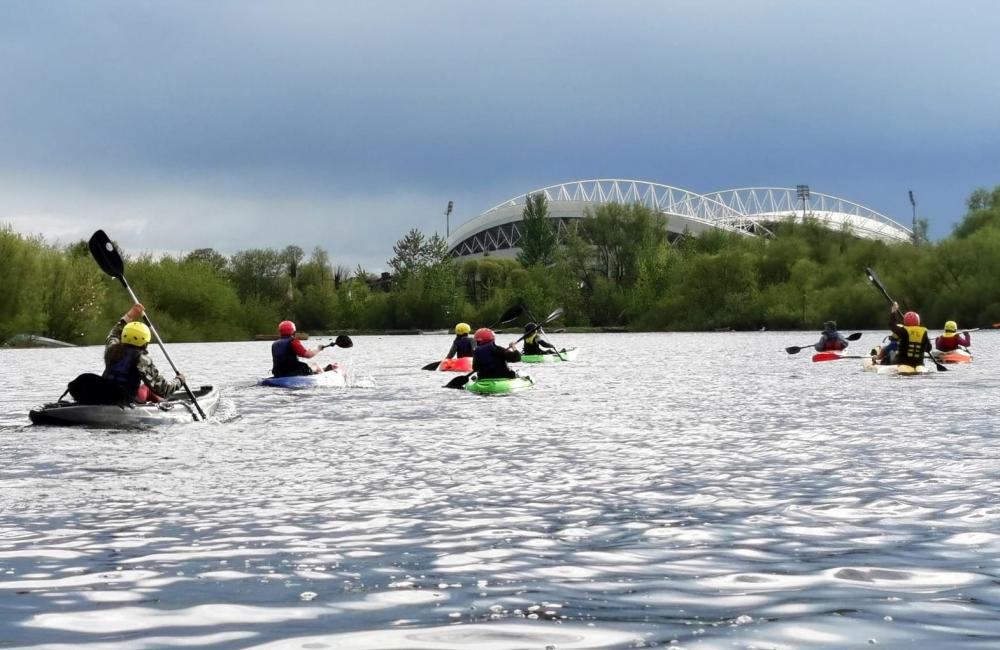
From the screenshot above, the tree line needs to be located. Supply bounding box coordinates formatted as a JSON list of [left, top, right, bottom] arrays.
[[2, 184, 999, 345]]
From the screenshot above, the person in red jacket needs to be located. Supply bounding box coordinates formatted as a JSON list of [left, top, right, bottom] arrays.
[[271, 320, 333, 377], [934, 320, 971, 352]]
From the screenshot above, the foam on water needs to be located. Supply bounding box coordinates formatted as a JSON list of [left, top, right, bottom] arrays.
[[3, 332, 1000, 648]]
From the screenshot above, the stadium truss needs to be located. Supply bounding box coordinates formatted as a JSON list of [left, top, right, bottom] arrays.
[[446, 179, 912, 258]]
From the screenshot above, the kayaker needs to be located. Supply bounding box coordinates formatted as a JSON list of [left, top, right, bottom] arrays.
[[889, 302, 931, 366], [104, 303, 185, 403], [472, 328, 521, 379], [872, 333, 899, 365], [935, 320, 971, 352], [813, 320, 849, 352], [445, 322, 475, 359], [271, 320, 334, 377], [522, 322, 559, 356]]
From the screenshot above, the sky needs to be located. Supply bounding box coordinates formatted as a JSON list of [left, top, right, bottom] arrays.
[[1, 0, 998, 271]]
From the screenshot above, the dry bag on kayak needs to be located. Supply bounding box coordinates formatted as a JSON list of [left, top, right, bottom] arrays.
[[65, 373, 128, 405]]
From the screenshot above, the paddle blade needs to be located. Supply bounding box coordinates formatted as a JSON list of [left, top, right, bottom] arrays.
[[444, 373, 472, 389], [812, 352, 843, 362], [334, 334, 353, 348], [542, 307, 565, 324], [88, 230, 125, 279], [422, 361, 442, 371], [785, 345, 806, 354], [865, 267, 893, 304], [846, 332, 863, 341], [497, 304, 524, 325]]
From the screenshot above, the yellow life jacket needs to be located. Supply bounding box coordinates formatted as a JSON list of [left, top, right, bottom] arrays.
[[902, 324, 927, 360], [525, 333, 538, 345]]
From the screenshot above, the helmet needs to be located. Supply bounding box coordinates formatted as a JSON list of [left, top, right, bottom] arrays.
[[944, 320, 957, 333], [121, 321, 151, 347], [473, 327, 495, 344], [278, 320, 296, 336], [903, 311, 920, 326], [524, 322, 537, 333], [823, 320, 836, 331], [455, 322, 471, 335]]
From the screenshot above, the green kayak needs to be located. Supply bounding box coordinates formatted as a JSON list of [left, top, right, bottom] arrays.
[[466, 375, 535, 394], [522, 347, 579, 363]]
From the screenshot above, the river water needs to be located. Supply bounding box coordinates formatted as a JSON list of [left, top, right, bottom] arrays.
[[2, 331, 1000, 649]]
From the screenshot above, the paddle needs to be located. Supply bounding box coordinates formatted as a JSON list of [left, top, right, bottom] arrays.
[[444, 307, 564, 389], [865, 267, 946, 372], [812, 353, 870, 362], [786, 332, 863, 355], [322, 335, 354, 350], [88, 230, 207, 419], [422, 305, 524, 371]]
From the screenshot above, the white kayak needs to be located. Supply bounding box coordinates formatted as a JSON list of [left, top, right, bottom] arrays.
[[260, 364, 347, 388], [862, 358, 930, 376], [29, 385, 222, 427], [931, 349, 973, 364]]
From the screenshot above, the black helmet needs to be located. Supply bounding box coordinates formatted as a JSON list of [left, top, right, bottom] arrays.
[[824, 320, 836, 330], [524, 322, 537, 333]]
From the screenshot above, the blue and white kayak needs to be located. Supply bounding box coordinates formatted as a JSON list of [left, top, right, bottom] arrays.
[[260, 365, 347, 388]]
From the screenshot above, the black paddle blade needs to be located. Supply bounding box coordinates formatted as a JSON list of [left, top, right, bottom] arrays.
[[785, 345, 807, 354], [422, 361, 442, 371], [88, 230, 125, 278], [847, 332, 863, 341], [444, 373, 472, 389], [334, 334, 353, 348], [495, 304, 524, 326]]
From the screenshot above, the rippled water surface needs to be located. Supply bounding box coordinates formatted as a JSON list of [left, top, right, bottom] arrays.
[[3, 332, 1000, 649]]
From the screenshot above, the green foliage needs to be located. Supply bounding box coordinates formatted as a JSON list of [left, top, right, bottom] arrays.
[[517, 193, 558, 267]]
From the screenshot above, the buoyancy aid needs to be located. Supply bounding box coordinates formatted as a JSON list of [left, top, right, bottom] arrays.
[[272, 337, 311, 377], [103, 346, 143, 397], [899, 324, 928, 364], [454, 334, 474, 358], [473, 343, 515, 379], [935, 332, 961, 351], [821, 331, 847, 351]]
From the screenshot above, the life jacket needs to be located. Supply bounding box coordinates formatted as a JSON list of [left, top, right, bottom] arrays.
[[899, 324, 928, 364], [271, 337, 310, 377], [523, 332, 546, 355], [473, 343, 513, 379], [935, 333, 959, 351], [103, 346, 143, 397], [821, 331, 847, 351], [454, 334, 474, 358]]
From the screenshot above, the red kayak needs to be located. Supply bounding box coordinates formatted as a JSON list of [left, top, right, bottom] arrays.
[[438, 357, 473, 372]]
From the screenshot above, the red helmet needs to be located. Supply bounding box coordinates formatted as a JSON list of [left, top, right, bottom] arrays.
[[903, 311, 920, 326], [278, 320, 296, 336], [473, 327, 495, 344]]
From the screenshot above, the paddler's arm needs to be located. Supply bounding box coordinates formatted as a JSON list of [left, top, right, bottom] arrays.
[[137, 354, 184, 397], [889, 302, 906, 338], [291, 338, 323, 359], [445, 340, 459, 359], [503, 343, 521, 363]]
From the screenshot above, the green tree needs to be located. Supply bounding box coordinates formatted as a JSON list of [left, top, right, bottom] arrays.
[[516, 193, 558, 267]]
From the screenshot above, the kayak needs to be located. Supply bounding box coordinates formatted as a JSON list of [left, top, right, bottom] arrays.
[[862, 359, 930, 376], [931, 349, 973, 364], [522, 347, 579, 363], [466, 375, 535, 395], [438, 357, 473, 372], [29, 385, 222, 427], [260, 364, 346, 388]]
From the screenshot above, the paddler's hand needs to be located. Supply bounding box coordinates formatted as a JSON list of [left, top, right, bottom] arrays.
[[891, 301, 899, 313], [125, 303, 145, 322], [507, 342, 517, 351], [175, 372, 186, 383]]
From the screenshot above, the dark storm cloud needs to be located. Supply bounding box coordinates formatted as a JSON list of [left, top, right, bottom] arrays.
[[1, 0, 999, 267]]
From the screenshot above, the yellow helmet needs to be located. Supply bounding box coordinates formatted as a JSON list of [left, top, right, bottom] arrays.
[[122, 321, 151, 347], [455, 322, 471, 335], [944, 320, 957, 333]]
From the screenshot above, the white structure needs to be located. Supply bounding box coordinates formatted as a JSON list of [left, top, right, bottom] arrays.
[[446, 179, 912, 259]]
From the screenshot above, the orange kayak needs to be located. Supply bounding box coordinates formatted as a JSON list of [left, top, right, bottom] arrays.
[[438, 357, 473, 372]]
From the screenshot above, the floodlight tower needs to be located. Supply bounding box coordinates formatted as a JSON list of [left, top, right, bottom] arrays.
[[908, 190, 917, 242], [796, 184, 810, 220], [445, 200, 454, 237]]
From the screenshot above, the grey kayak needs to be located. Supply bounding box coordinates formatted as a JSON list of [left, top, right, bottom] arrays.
[[28, 385, 222, 427]]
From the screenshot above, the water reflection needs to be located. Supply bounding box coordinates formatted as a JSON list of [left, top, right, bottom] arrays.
[[2, 333, 1000, 648]]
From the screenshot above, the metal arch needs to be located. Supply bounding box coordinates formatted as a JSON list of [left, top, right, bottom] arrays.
[[704, 187, 912, 242], [447, 179, 752, 250]]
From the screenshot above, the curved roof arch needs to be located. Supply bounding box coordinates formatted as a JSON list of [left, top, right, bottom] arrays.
[[446, 179, 912, 258]]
